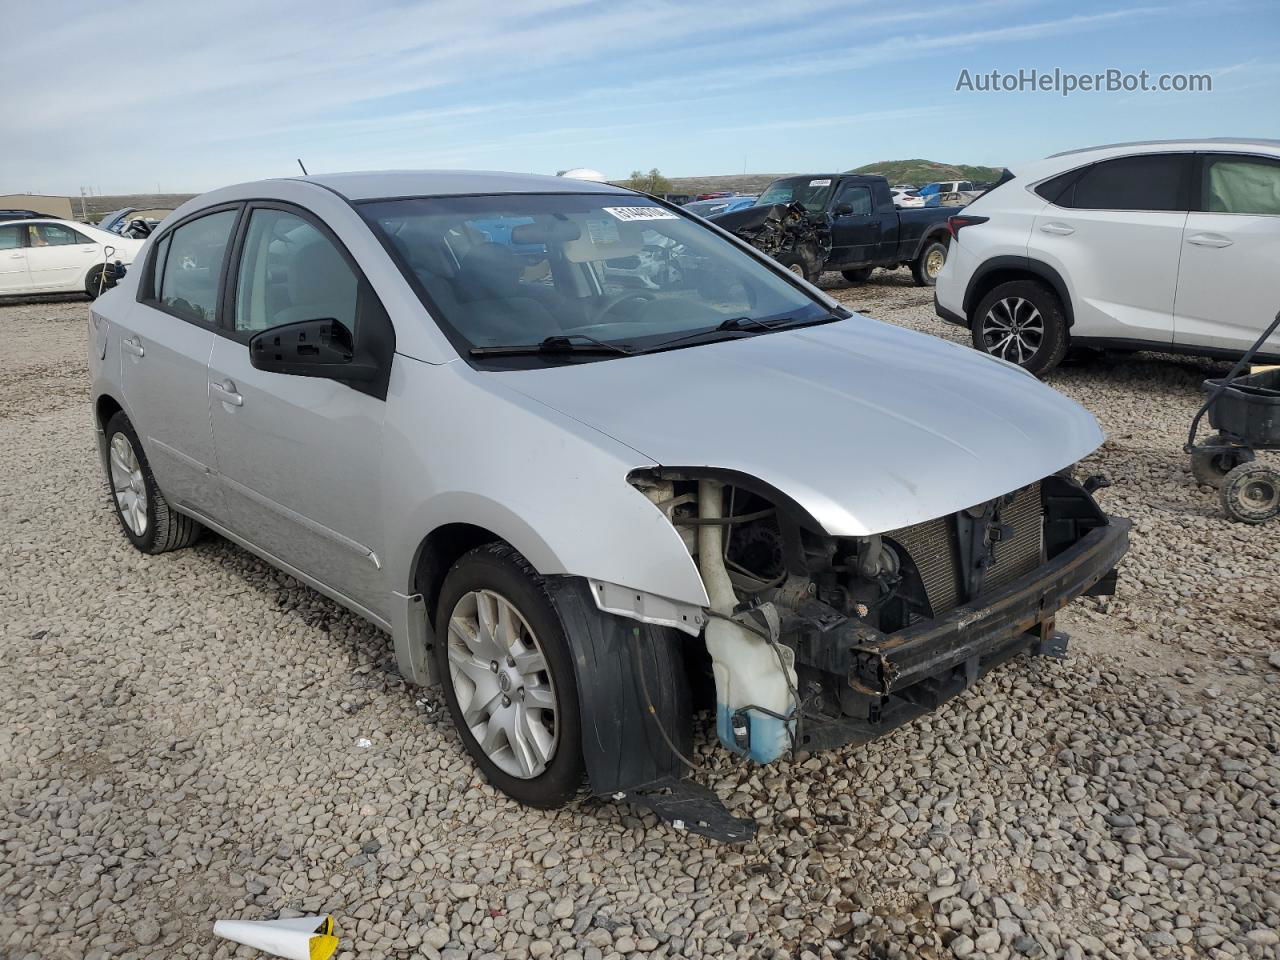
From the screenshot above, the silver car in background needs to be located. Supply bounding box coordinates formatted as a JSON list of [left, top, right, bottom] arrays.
[[88, 171, 1129, 838]]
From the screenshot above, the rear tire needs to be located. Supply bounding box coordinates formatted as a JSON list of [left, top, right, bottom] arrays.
[[103, 411, 203, 554], [841, 267, 874, 284], [1220, 462, 1280, 523], [971, 280, 1069, 376], [1190, 438, 1255, 488], [911, 240, 947, 286], [433, 543, 584, 809]]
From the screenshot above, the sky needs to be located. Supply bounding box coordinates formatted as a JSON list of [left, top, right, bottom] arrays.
[[6, 0, 1279, 196]]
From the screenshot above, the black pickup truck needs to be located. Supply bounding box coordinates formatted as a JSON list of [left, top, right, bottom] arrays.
[[709, 174, 956, 286]]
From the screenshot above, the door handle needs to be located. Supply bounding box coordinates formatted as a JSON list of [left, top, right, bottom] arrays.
[[121, 337, 145, 358], [1187, 233, 1232, 248], [7, 253, 22, 259], [210, 379, 243, 406], [1039, 222, 1075, 236]]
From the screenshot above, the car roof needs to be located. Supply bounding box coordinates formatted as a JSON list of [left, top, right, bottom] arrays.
[[1046, 137, 1280, 159], [1014, 138, 1280, 183], [292, 169, 635, 201]]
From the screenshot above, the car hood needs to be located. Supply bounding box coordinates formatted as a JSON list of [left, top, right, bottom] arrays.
[[499, 316, 1104, 536]]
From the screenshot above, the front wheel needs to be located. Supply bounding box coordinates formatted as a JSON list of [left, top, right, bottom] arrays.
[[971, 280, 1069, 376], [433, 543, 584, 808], [103, 411, 203, 553], [911, 240, 947, 286], [774, 251, 815, 282], [1220, 462, 1280, 524]]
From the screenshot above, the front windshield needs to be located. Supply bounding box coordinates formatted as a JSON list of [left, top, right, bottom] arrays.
[[754, 177, 834, 213], [361, 193, 830, 360]]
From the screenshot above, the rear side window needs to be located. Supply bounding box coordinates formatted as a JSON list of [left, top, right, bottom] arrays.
[[0, 224, 22, 249], [1203, 155, 1280, 215], [1053, 154, 1191, 212], [150, 210, 238, 324]]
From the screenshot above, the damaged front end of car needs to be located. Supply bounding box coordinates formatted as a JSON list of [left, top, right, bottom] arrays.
[[580, 466, 1128, 840], [708, 201, 831, 279]]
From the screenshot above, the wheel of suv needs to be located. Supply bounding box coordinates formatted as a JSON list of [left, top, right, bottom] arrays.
[[972, 280, 1069, 376], [103, 411, 203, 553], [1219, 462, 1280, 524], [433, 543, 584, 808], [1190, 437, 1255, 488], [841, 267, 874, 284], [911, 240, 947, 286]]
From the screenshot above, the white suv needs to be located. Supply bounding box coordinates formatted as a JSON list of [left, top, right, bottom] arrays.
[[934, 139, 1280, 375]]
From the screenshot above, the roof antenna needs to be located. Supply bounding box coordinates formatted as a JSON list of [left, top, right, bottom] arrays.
[[297, 158, 309, 175]]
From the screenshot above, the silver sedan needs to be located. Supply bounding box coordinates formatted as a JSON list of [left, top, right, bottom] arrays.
[[88, 170, 1128, 837]]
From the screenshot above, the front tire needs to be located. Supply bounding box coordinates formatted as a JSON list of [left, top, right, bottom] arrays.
[[1220, 462, 1280, 524], [103, 412, 202, 553], [971, 280, 1069, 376], [911, 240, 947, 286], [775, 251, 815, 283], [433, 543, 584, 809]]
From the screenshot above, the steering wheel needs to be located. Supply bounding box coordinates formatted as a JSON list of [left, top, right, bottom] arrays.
[[592, 290, 657, 324]]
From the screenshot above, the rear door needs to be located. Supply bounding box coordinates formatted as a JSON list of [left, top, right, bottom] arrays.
[[827, 182, 879, 266], [0, 224, 30, 292], [1174, 153, 1280, 354], [207, 203, 390, 616], [24, 222, 100, 292], [1030, 153, 1193, 343], [119, 206, 240, 515]]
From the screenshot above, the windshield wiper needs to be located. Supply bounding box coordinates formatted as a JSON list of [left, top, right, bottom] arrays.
[[642, 312, 845, 353], [470, 333, 636, 358]]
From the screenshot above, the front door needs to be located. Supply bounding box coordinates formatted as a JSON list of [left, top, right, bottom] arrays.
[[827, 184, 879, 267], [23, 222, 101, 292], [208, 204, 389, 616], [119, 207, 240, 515], [0, 224, 30, 292], [1174, 153, 1280, 354]]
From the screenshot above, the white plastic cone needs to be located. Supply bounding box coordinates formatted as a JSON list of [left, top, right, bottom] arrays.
[[212, 914, 338, 960]]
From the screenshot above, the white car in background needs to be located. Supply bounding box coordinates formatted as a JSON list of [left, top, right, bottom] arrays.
[[892, 187, 925, 209], [0, 218, 144, 299], [935, 139, 1280, 374]]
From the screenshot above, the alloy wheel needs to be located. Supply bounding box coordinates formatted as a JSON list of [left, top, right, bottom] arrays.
[[109, 433, 148, 536], [926, 247, 945, 278], [981, 296, 1044, 365], [446, 589, 559, 779]]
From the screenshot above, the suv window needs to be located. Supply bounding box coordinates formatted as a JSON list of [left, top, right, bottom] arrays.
[[29, 223, 91, 246], [834, 185, 873, 216], [152, 210, 238, 324], [1056, 154, 1190, 212], [0, 224, 22, 250], [234, 208, 359, 337], [1203, 155, 1280, 216]]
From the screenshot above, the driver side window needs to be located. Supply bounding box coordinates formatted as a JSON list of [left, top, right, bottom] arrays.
[[234, 209, 359, 338], [835, 185, 873, 216]]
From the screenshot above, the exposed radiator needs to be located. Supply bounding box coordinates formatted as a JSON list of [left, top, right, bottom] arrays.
[[886, 482, 1043, 618]]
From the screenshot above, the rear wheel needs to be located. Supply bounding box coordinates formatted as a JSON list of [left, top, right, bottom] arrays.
[[911, 240, 947, 286], [1220, 462, 1280, 523], [433, 543, 584, 808], [841, 267, 874, 284], [103, 411, 202, 553], [971, 280, 1069, 376], [1191, 438, 1255, 488]]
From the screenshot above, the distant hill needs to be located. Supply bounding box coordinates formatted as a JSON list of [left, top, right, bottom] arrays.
[[846, 159, 1003, 187], [611, 173, 793, 196]]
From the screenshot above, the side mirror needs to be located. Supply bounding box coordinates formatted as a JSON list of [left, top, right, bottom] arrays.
[[834, 203, 854, 217], [249, 318, 378, 382]]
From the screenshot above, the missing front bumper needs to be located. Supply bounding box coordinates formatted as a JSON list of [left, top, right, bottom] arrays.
[[791, 517, 1131, 752]]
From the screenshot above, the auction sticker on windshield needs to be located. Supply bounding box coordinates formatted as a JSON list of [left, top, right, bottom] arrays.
[[602, 207, 680, 222]]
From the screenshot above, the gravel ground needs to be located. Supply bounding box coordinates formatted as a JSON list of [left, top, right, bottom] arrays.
[[1, 280, 1277, 960]]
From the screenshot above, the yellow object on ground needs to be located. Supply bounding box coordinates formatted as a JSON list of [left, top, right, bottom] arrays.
[[212, 914, 338, 960]]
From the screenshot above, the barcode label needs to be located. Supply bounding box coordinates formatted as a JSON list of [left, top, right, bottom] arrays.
[[602, 206, 679, 222]]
